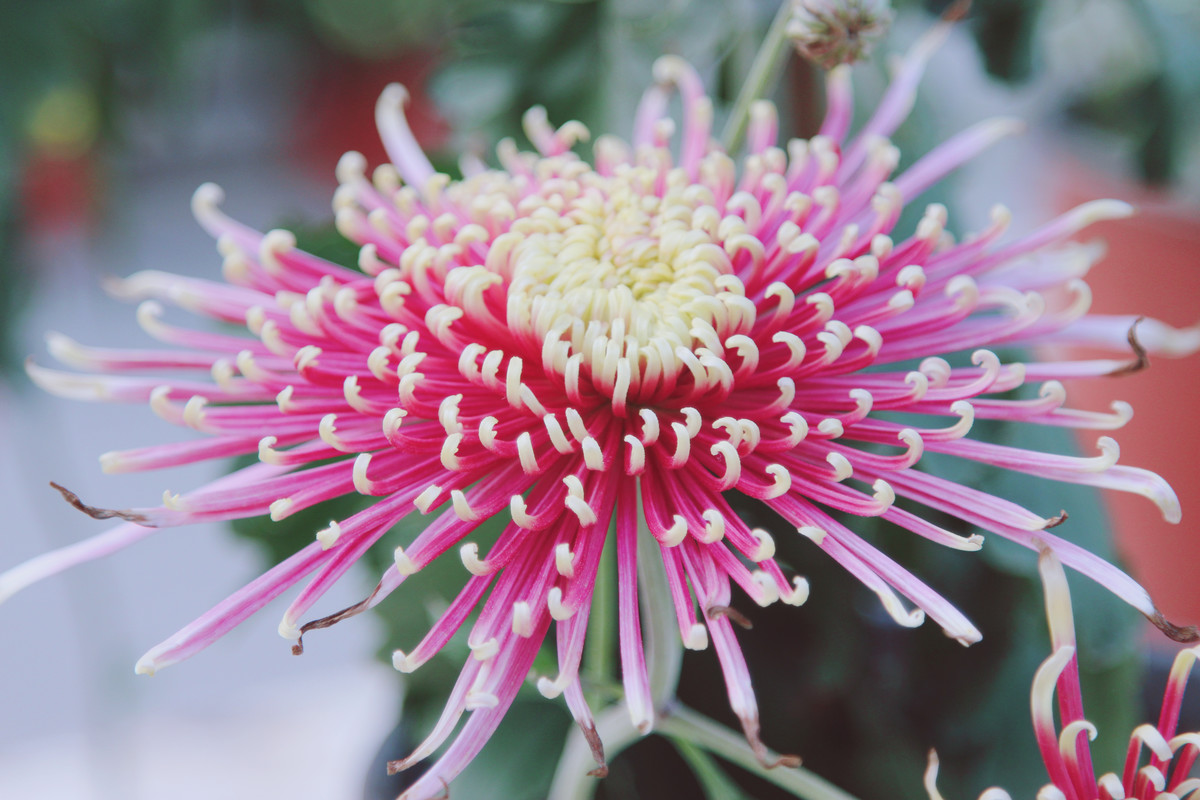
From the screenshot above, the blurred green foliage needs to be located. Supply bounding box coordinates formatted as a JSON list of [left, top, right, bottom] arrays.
[[916, 0, 1200, 184]]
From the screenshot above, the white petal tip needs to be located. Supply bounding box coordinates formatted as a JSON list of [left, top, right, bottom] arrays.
[[98, 452, 124, 474], [651, 54, 691, 84], [316, 521, 341, 550], [377, 83, 410, 112], [394, 546, 418, 576], [335, 151, 368, 184], [278, 619, 301, 641], [1075, 198, 1135, 226], [190, 183, 225, 225], [392, 650, 416, 673], [268, 498, 294, 522], [950, 626, 983, 646]]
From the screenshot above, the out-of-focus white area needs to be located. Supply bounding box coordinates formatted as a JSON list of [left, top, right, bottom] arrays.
[[0, 24, 399, 800], [0, 663, 397, 800]]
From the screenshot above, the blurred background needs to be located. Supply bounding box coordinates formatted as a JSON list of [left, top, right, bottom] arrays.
[[1, 1, 1198, 798]]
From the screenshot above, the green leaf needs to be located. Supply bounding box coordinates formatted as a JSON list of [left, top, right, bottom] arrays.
[[671, 737, 750, 800]]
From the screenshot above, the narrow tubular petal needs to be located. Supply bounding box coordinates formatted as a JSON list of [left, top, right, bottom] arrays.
[[397, 618, 552, 799], [0, 521, 158, 606], [137, 542, 330, 674], [616, 476, 653, 731], [774, 494, 980, 644], [1158, 649, 1199, 745], [839, 11, 955, 177], [1031, 645, 1079, 795], [1038, 549, 1096, 799], [892, 118, 1024, 203], [375, 84, 436, 191]]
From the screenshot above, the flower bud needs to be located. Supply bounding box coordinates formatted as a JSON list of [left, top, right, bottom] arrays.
[[788, 0, 893, 69]]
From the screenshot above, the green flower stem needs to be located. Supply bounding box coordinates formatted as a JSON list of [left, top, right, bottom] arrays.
[[585, 525, 617, 708], [720, 0, 797, 153], [637, 488, 684, 709], [671, 737, 747, 800], [658, 705, 862, 800]]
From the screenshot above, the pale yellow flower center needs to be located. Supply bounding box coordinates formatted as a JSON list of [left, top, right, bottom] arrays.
[[492, 161, 755, 407], [511, 189, 727, 342]]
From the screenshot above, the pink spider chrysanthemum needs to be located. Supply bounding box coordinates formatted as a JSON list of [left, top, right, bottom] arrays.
[[4, 19, 1199, 798], [926, 549, 1200, 800]]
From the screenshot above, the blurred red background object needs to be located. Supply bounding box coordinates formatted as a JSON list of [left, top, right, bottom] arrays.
[[1057, 158, 1200, 627], [296, 52, 450, 185]]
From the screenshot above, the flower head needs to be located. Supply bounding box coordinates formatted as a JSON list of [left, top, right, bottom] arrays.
[[4, 18, 1199, 799], [925, 549, 1200, 800]]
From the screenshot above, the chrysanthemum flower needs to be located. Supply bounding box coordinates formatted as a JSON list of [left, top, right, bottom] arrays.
[[4, 18, 1198, 798], [925, 549, 1200, 800]]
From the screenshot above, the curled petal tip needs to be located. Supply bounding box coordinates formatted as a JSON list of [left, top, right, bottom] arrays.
[[191, 181, 224, 209], [707, 604, 753, 630], [44, 331, 82, 365], [1072, 198, 1136, 228], [535, 675, 564, 699], [738, 710, 802, 771], [1042, 510, 1069, 529], [21, 356, 40, 383], [377, 82, 410, 109], [50, 482, 149, 524], [277, 618, 301, 641], [1096, 198, 1136, 219], [1150, 610, 1200, 644], [651, 54, 691, 84], [392, 650, 414, 673], [190, 182, 226, 228], [522, 104, 548, 125], [335, 150, 368, 185], [580, 722, 608, 777]]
